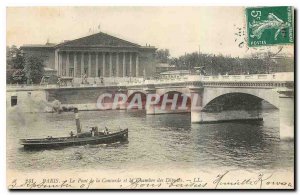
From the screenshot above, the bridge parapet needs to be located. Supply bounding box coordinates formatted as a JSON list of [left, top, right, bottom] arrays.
[[7, 73, 294, 92], [121, 72, 293, 88], [201, 72, 293, 82]]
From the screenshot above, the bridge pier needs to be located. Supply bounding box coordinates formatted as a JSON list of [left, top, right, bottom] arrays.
[[278, 91, 294, 140], [113, 89, 128, 110], [189, 86, 204, 123], [146, 104, 156, 115], [144, 85, 157, 115]]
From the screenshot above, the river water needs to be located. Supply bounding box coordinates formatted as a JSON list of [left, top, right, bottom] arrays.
[[7, 109, 294, 172]]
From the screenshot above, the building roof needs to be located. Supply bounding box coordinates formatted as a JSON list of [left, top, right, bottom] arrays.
[[20, 32, 157, 50], [55, 32, 141, 48]]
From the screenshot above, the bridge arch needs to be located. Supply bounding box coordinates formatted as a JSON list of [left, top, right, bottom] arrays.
[[157, 90, 192, 111], [126, 91, 147, 109], [127, 90, 147, 97], [155, 88, 190, 97], [202, 88, 280, 109]]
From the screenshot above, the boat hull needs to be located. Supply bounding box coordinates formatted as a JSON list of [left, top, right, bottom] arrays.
[[20, 129, 128, 150]]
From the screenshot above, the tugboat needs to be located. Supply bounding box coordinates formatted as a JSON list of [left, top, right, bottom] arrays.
[[20, 108, 128, 150]]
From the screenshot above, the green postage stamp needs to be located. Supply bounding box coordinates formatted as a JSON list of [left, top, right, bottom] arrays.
[[246, 6, 294, 47]]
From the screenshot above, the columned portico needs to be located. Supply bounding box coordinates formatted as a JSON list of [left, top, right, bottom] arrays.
[[25, 32, 157, 80], [57, 51, 146, 79]]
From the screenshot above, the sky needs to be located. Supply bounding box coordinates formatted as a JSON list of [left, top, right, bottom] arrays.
[[6, 7, 293, 58]]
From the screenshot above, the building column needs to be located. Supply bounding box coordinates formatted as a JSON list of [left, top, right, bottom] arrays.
[[109, 52, 113, 77], [123, 52, 126, 77], [136, 54, 139, 77], [58, 52, 62, 76], [66, 51, 70, 77], [81, 52, 84, 76], [95, 52, 99, 77], [55, 49, 59, 76], [129, 52, 132, 77], [74, 52, 77, 77], [88, 53, 92, 77], [102, 52, 106, 77], [116, 53, 120, 77]]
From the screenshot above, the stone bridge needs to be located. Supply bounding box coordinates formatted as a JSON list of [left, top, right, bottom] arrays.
[[6, 72, 294, 140], [123, 73, 294, 140]]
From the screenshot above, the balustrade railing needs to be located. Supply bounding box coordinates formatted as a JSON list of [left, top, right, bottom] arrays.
[[7, 72, 293, 90], [200, 72, 293, 82]]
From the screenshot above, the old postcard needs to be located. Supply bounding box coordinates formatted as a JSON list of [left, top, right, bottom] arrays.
[[6, 6, 294, 189]]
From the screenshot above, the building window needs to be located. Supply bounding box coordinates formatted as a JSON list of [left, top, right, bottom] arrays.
[[11, 96, 17, 107]]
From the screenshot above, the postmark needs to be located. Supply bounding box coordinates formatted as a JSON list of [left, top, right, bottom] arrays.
[[246, 6, 294, 47]]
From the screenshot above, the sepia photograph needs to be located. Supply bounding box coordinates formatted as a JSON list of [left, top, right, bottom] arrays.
[[6, 6, 294, 189]]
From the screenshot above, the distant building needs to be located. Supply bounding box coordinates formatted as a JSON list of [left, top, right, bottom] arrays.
[[156, 63, 176, 74], [270, 55, 294, 73], [21, 32, 157, 79], [250, 52, 294, 73]]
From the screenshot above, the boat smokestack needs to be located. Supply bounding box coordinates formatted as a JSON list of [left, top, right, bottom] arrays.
[[74, 108, 81, 134]]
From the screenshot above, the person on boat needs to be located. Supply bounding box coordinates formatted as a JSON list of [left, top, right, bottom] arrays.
[[104, 127, 109, 135], [94, 126, 99, 136], [91, 128, 95, 137]]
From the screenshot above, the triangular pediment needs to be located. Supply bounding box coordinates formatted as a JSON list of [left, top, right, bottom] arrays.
[[56, 32, 140, 48]]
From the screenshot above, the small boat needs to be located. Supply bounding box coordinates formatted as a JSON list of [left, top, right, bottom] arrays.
[[20, 128, 128, 150], [20, 108, 128, 150]]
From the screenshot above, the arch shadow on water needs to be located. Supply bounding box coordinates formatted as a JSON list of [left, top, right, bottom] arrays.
[[189, 111, 288, 170]]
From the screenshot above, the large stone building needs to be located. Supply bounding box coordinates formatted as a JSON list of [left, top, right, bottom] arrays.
[[21, 32, 157, 81]]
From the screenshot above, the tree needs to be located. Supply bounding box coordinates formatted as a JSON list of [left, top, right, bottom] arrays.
[[169, 51, 273, 75], [155, 49, 170, 63], [6, 45, 26, 84], [24, 56, 44, 84]]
